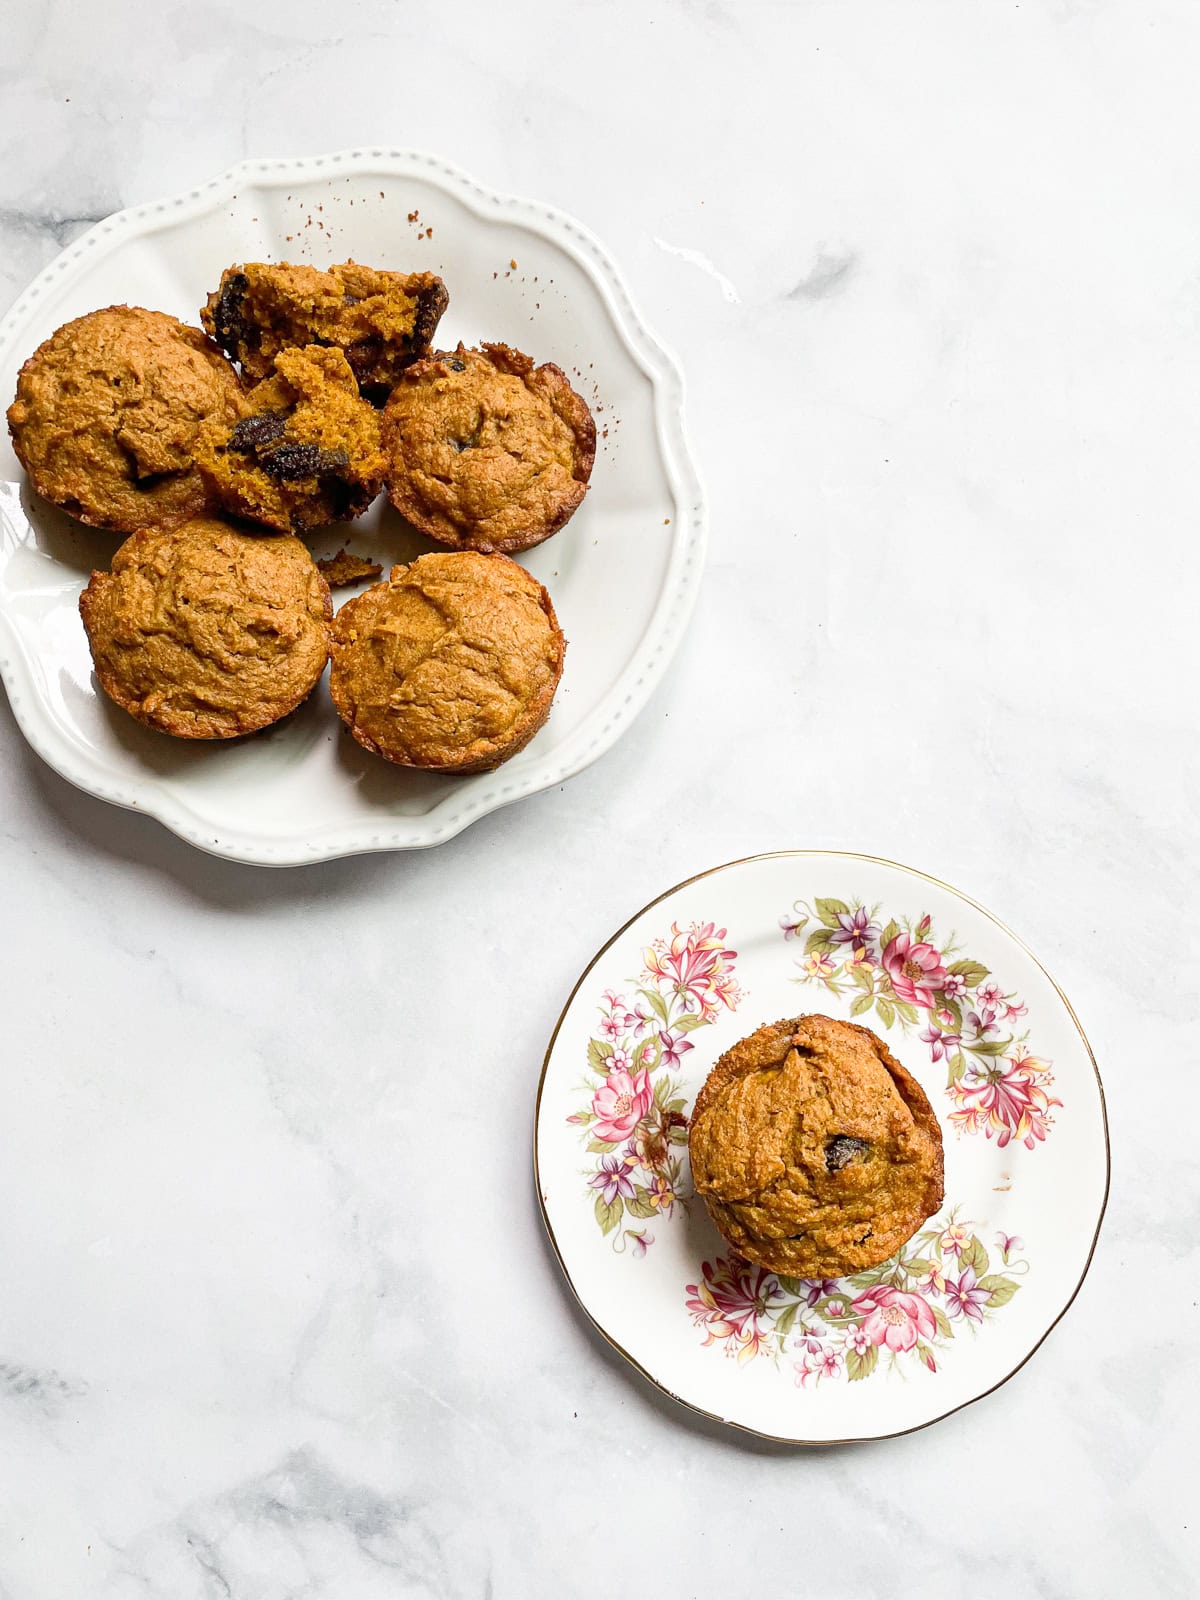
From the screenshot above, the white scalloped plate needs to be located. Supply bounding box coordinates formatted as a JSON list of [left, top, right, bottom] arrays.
[[0, 150, 702, 864], [536, 852, 1109, 1443]]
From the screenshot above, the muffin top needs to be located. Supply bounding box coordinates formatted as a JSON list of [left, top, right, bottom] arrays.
[[197, 345, 385, 533], [79, 517, 333, 739], [202, 260, 448, 398], [381, 343, 596, 553], [689, 1014, 944, 1279], [329, 550, 565, 773], [7, 306, 243, 534]]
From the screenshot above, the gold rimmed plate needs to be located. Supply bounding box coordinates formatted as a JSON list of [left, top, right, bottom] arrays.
[[534, 851, 1108, 1443]]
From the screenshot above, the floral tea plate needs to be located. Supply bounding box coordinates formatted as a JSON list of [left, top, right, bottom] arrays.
[[535, 851, 1108, 1443]]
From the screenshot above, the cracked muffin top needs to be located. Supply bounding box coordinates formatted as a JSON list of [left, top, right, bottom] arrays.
[[79, 516, 333, 739], [329, 550, 565, 773], [7, 306, 243, 535], [689, 1014, 944, 1279], [197, 345, 385, 534], [380, 343, 596, 554], [201, 261, 448, 400]]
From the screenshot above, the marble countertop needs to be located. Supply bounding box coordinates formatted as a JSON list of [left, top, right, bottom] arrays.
[[1, 2, 1195, 1595]]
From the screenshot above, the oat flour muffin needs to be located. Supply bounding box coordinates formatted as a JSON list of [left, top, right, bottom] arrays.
[[689, 1014, 944, 1279], [381, 343, 596, 553], [79, 517, 333, 739], [197, 345, 385, 533], [7, 306, 243, 534], [202, 261, 448, 401], [329, 550, 565, 772]]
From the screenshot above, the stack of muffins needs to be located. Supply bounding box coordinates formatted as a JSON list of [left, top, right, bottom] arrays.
[[6, 261, 596, 772]]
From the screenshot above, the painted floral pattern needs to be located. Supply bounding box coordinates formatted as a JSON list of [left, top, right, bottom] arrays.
[[568, 921, 743, 1253], [685, 1210, 1027, 1381], [780, 897, 1060, 1148]]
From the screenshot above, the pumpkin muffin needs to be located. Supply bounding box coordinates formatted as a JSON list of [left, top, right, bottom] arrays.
[[381, 343, 596, 553], [202, 261, 448, 401], [79, 516, 333, 739], [329, 550, 565, 773], [689, 1014, 944, 1279], [197, 345, 386, 534], [7, 306, 243, 534]]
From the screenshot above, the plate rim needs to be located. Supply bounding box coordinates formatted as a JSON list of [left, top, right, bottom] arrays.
[[0, 147, 705, 866], [534, 848, 1111, 1446]]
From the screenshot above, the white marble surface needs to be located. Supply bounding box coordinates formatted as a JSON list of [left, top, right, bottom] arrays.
[[0, 1, 1195, 1594]]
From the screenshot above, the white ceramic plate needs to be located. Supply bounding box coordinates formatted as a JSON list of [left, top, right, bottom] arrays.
[[536, 852, 1108, 1443], [0, 150, 702, 864]]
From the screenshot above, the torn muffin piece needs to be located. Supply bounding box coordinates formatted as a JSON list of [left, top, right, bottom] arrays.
[[201, 261, 448, 402], [197, 346, 386, 534], [316, 548, 383, 587]]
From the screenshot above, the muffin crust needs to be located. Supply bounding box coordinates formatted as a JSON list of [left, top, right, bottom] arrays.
[[329, 549, 565, 772], [381, 343, 595, 553], [197, 345, 385, 533], [689, 1014, 944, 1279], [7, 306, 243, 534], [202, 261, 448, 400], [79, 517, 333, 739]]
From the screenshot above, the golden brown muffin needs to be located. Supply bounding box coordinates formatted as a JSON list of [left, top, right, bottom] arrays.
[[329, 550, 565, 773], [316, 548, 383, 587], [7, 306, 243, 535], [689, 1015, 944, 1279], [79, 517, 333, 739], [201, 261, 448, 401], [196, 346, 386, 534], [381, 343, 596, 554]]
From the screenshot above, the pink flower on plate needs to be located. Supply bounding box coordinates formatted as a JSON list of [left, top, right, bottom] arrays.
[[844, 1324, 873, 1356], [918, 1260, 947, 1296], [591, 1064, 653, 1142], [994, 1231, 1024, 1258], [1002, 999, 1028, 1023], [881, 933, 948, 1010], [627, 1228, 653, 1258], [686, 1256, 781, 1363], [658, 1029, 694, 1070], [941, 973, 968, 1000], [800, 1278, 840, 1308], [823, 1297, 849, 1319], [948, 1044, 1060, 1149], [920, 1023, 961, 1064], [794, 1359, 817, 1389], [802, 951, 835, 980], [598, 1015, 624, 1041], [852, 1286, 938, 1352], [818, 1347, 844, 1379], [588, 1155, 636, 1206], [643, 921, 741, 1020], [938, 1223, 970, 1259], [976, 980, 1004, 1009], [601, 989, 625, 1011], [944, 1266, 991, 1323], [779, 910, 806, 940]]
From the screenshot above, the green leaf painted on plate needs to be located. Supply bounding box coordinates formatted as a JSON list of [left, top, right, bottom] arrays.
[[846, 1345, 878, 1382], [875, 996, 895, 1030], [594, 1193, 623, 1235], [978, 1274, 1020, 1307], [962, 1235, 990, 1278], [815, 897, 851, 928], [850, 993, 873, 1018], [587, 1037, 614, 1072], [948, 959, 990, 986]]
